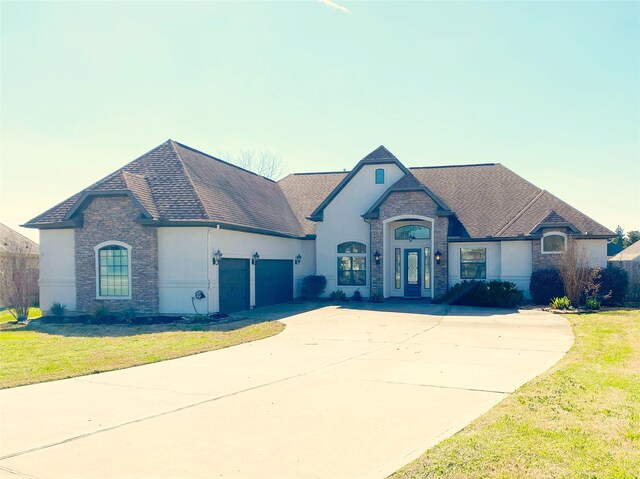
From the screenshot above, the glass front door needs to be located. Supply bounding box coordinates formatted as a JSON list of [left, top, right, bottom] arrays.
[[404, 249, 421, 297]]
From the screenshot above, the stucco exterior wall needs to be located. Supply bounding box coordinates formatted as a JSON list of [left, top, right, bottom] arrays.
[[500, 240, 533, 296], [75, 196, 159, 314], [315, 163, 405, 296], [39, 229, 76, 312]]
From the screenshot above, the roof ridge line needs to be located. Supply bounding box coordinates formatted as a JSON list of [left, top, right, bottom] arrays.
[[409, 163, 497, 170], [169, 140, 211, 220], [495, 189, 545, 236]]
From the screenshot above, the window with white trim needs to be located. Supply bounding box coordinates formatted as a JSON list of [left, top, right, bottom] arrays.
[[337, 242, 366, 286], [460, 248, 486, 279], [542, 233, 566, 253], [96, 243, 131, 298]]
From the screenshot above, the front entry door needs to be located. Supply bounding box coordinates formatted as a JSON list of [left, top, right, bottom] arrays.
[[404, 249, 421, 297]]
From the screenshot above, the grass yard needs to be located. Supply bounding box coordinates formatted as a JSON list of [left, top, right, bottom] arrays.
[[0, 311, 284, 389], [391, 309, 640, 479]]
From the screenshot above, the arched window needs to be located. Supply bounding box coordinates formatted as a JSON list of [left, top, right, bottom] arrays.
[[337, 242, 366, 286], [542, 233, 566, 253], [375, 168, 385, 184], [395, 225, 430, 241], [95, 242, 131, 298]]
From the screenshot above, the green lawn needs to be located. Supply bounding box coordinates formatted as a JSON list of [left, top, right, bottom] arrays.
[[0, 308, 42, 323], [391, 309, 640, 479], [0, 312, 284, 389]]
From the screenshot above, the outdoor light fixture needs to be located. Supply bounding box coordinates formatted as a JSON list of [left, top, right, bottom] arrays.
[[212, 249, 223, 265], [374, 251, 381, 265], [434, 250, 442, 265], [252, 251, 260, 264], [295, 254, 302, 265]]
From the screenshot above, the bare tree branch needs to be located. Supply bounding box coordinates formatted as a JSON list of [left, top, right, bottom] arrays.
[[217, 148, 286, 180], [0, 236, 38, 321], [558, 237, 600, 306]]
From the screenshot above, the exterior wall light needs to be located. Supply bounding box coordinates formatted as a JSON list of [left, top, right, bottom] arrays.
[[434, 250, 442, 265], [374, 251, 381, 265], [295, 254, 302, 265], [212, 249, 223, 265], [252, 251, 260, 264]]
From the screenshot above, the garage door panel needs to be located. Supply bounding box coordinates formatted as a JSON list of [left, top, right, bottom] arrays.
[[219, 259, 250, 314], [256, 260, 293, 308]]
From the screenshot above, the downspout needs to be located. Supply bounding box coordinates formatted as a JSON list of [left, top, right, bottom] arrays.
[[364, 218, 373, 298]]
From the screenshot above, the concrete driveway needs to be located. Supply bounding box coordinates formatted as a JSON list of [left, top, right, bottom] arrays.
[[0, 303, 573, 479]]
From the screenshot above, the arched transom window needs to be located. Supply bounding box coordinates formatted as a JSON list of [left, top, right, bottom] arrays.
[[95, 242, 131, 298], [542, 233, 566, 253], [395, 225, 431, 241], [337, 242, 366, 286]]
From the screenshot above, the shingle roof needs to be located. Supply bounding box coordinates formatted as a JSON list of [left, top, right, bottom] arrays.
[[409, 164, 613, 238], [24, 142, 613, 240], [609, 241, 640, 262], [25, 140, 305, 238], [278, 171, 348, 235], [0, 223, 39, 255]]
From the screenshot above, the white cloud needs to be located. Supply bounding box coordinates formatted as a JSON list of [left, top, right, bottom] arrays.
[[319, 0, 350, 14]]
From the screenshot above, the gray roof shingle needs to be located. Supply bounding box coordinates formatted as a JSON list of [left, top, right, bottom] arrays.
[[0, 223, 39, 254], [24, 142, 613, 240]]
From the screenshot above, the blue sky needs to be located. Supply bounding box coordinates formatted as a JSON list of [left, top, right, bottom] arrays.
[[2, 1, 639, 242]]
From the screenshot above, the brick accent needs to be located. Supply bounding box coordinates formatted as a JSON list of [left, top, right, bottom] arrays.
[[75, 196, 159, 314], [370, 191, 449, 299], [532, 229, 566, 271]]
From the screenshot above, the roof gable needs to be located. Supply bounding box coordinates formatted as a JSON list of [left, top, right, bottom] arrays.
[[308, 146, 410, 221]]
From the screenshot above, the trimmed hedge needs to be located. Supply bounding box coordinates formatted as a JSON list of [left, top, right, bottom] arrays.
[[302, 275, 327, 300], [597, 266, 628, 305], [530, 269, 564, 305], [444, 280, 523, 308]]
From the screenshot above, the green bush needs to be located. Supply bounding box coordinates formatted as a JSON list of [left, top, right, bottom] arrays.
[[120, 307, 137, 324], [530, 269, 564, 305], [351, 289, 363, 302], [444, 280, 523, 308], [585, 296, 601, 310], [550, 296, 572, 310], [329, 289, 347, 301], [50, 302, 67, 319], [370, 292, 384, 303], [597, 267, 628, 305], [302, 275, 327, 300]]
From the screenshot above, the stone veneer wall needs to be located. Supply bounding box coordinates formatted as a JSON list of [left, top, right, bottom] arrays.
[[370, 191, 449, 298], [532, 229, 567, 271], [75, 196, 159, 314]]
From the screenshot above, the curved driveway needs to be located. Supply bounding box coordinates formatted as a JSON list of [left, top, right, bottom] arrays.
[[0, 303, 573, 479]]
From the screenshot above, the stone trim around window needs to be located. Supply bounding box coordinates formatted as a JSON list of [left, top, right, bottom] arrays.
[[94, 240, 132, 300], [541, 232, 567, 255]]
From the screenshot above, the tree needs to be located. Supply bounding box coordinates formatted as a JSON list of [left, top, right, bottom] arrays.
[[624, 230, 640, 248], [0, 235, 38, 321], [613, 225, 625, 246], [558, 237, 600, 306], [219, 148, 286, 180]]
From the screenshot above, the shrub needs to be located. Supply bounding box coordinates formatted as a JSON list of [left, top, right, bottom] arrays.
[[444, 280, 523, 308], [550, 296, 572, 310], [370, 292, 384, 303], [50, 302, 67, 319], [93, 304, 114, 324], [302, 275, 327, 300], [530, 269, 564, 305], [585, 296, 601, 310], [329, 289, 347, 301], [597, 266, 628, 305], [121, 307, 137, 324], [351, 289, 363, 302]]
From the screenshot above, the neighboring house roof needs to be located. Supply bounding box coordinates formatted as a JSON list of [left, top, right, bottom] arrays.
[[0, 223, 39, 255], [24, 141, 306, 238], [24, 141, 614, 240], [607, 241, 624, 257], [609, 241, 640, 262]]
